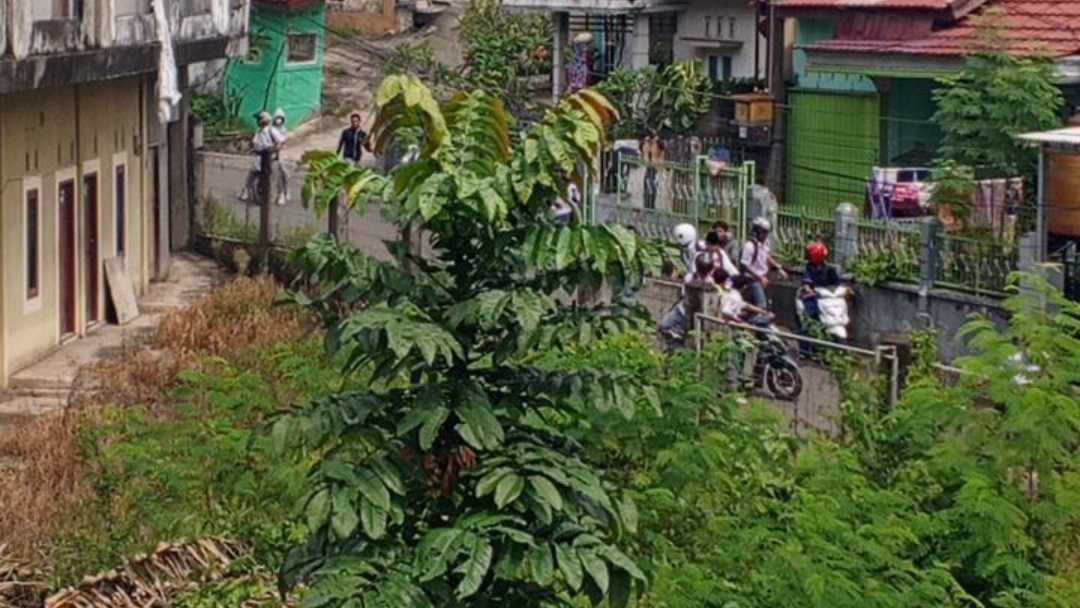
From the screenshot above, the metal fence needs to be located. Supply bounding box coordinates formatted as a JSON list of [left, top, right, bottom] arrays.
[[933, 234, 1018, 297], [595, 155, 753, 242], [692, 312, 900, 438]]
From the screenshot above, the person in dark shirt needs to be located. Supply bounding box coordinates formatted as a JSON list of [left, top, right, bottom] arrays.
[[337, 113, 370, 164], [798, 240, 842, 356]]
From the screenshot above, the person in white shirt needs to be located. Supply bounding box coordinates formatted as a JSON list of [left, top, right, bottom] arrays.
[[240, 111, 285, 203], [272, 109, 289, 206], [739, 217, 788, 309]]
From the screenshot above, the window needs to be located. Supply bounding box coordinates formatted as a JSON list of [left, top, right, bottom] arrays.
[[115, 164, 126, 256], [728, 17, 736, 39], [708, 55, 733, 82], [26, 188, 40, 300], [287, 34, 318, 64]]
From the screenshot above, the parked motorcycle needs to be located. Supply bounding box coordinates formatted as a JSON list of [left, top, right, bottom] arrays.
[[731, 318, 804, 401]]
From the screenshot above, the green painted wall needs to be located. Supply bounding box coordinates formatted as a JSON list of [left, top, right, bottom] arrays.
[[227, 2, 326, 131], [787, 90, 881, 214]]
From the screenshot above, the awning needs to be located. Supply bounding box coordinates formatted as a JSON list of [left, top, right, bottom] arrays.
[[1020, 127, 1080, 152]]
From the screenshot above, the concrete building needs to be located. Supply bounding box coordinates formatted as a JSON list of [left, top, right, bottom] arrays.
[[227, 0, 326, 130], [502, 0, 770, 99], [0, 0, 250, 386], [773, 0, 1080, 213]]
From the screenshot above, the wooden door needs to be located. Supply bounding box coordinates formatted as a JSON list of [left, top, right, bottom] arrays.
[[151, 146, 162, 277], [59, 180, 76, 336], [84, 172, 100, 325]]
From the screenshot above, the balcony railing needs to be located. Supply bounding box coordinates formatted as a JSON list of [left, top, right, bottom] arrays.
[[29, 18, 84, 55]]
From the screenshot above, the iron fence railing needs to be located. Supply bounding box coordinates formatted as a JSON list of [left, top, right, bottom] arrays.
[[933, 234, 1018, 297], [773, 209, 835, 264]]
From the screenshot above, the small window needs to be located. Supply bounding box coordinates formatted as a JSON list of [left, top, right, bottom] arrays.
[[728, 17, 736, 39], [722, 56, 733, 81], [26, 188, 40, 300], [116, 165, 126, 256], [286, 34, 317, 64]]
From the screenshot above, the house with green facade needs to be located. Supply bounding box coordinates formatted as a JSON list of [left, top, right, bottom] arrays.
[[774, 0, 1080, 214], [228, 0, 327, 131]]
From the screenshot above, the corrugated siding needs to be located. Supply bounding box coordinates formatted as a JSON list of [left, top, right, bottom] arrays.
[[786, 90, 881, 214]]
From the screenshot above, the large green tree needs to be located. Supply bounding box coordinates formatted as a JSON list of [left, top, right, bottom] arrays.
[[933, 11, 1064, 181], [277, 76, 664, 607]]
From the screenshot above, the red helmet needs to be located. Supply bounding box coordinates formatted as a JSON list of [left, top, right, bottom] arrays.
[[806, 241, 829, 266]]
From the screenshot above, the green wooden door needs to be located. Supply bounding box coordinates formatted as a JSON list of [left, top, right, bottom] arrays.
[[786, 91, 881, 214]]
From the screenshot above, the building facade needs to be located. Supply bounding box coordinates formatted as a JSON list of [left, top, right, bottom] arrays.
[[774, 0, 1080, 213], [0, 0, 250, 385], [228, 0, 326, 130]]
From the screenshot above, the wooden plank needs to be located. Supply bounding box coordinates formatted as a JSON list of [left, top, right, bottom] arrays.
[[104, 257, 140, 325]]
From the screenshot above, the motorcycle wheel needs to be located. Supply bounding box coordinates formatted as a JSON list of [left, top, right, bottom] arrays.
[[766, 361, 803, 401]]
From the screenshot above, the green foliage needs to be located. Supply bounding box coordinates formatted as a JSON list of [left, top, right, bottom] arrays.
[[202, 197, 258, 241], [933, 10, 1064, 183], [279, 76, 661, 607], [596, 62, 713, 137], [48, 340, 339, 585], [459, 0, 551, 114], [383, 42, 465, 94], [847, 247, 918, 286], [192, 91, 246, 138], [929, 159, 978, 226]]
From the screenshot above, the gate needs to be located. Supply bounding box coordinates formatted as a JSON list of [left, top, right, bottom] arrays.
[[592, 156, 753, 241]]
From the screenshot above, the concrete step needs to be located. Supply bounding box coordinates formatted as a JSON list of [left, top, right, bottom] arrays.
[[0, 396, 66, 426]]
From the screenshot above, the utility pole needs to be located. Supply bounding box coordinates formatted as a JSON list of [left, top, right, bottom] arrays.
[[258, 148, 273, 268]]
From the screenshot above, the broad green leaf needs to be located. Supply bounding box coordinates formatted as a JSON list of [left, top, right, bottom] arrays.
[[371, 457, 405, 496], [555, 543, 584, 591], [618, 495, 639, 535], [322, 459, 359, 485], [476, 467, 514, 498], [455, 536, 494, 599], [579, 549, 610, 593], [529, 476, 564, 511], [355, 468, 392, 511], [360, 500, 388, 539], [527, 544, 555, 585], [306, 488, 331, 532], [602, 546, 647, 582], [418, 528, 464, 582], [331, 491, 359, 539], [555, 228, 574, 270], [420, 406, 451, 450], [457, 394, 504, 450], [495, 473, 525, 509]]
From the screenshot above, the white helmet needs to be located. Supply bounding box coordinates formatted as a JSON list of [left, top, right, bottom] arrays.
[[751, 217, 772, 233], [674, 223, 697, 247]]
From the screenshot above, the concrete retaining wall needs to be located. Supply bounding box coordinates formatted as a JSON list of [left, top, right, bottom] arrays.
[[194, 151, 398, 261]]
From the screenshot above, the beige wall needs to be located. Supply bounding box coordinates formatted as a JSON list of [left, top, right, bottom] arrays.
[[673, 0, 767, 81], [0, 76, 150, 383]]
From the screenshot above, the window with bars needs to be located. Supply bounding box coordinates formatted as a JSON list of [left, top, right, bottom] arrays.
[[287, 34, 318, 64], [26, 188, 40, 300]]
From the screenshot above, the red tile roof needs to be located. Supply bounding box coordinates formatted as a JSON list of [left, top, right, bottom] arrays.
[[776, 0, 961, 9], [804, 0, 1080, 58]]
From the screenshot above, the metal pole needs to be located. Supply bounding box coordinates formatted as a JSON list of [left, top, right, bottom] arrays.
[[259, 149, 272, 259], [1036, 148, 1046, 262]]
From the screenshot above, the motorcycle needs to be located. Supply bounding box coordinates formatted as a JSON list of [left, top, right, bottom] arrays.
[[796, 285, 851, 342], [731, 316, 804, 401]]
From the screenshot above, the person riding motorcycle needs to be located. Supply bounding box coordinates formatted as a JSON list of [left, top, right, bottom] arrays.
[[796, 241, 849, 353], [658, 251, 718, 351], [674, 223, 703, 276], [798, 241, 841, 320]]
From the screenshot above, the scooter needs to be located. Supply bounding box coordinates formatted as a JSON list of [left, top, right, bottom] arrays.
[[796, 285, 851, 342]]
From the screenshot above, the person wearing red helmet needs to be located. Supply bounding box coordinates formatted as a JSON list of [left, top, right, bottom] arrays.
[[797, 240, 842, 355]]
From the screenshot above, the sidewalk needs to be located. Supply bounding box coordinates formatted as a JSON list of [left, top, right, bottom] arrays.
[[0, 253, 224, 434]]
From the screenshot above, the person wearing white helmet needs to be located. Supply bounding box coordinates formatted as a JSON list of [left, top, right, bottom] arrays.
[[673, 223, 703, 276], [739, 216, 788, 308], [240, 111, 285, 203]]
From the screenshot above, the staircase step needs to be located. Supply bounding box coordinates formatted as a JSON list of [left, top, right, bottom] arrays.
[[0, 396, 66, 426]]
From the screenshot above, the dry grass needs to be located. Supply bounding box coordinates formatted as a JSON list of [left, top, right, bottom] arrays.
[[0, 413, 86, 573], [93, 276, 310, 409], [0, 276, 311, 569]]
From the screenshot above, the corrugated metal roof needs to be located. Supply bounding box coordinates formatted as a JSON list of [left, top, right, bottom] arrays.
[[1020, 127, 1080, 150], [804, 0, 1080, 58]]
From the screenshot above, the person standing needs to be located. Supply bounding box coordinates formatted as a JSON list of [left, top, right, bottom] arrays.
[[240, 111, 285, 203], [272, 109, 289, 206], [739, 217, 788, 309], [711, 220, 740, 265], [337, 113, 370, 165]]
